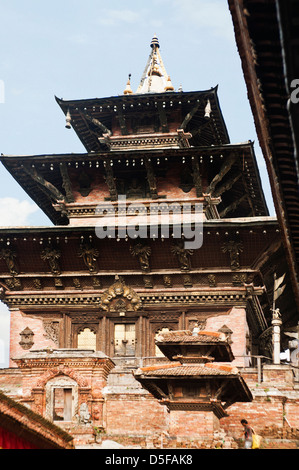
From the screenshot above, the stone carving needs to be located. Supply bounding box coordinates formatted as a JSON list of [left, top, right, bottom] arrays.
[[0, 248, 19, 276], [78, 243, 99, 273], [221, 240, 243, 270], [99, 275, 141, 312], [130, 243, 151, 272], [19, 327, 34, 350], [41, 246, 61, 275], [43, 321, 59, 345], [78, 403, 91, 425], [171, 240, 193, 271]]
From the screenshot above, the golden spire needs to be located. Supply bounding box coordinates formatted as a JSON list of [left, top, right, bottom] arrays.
[[124, 74, 133, 95], [137, 35, 174, 93]]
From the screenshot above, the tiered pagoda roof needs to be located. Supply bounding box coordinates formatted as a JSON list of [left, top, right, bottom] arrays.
[[134, 329, 252, 417]]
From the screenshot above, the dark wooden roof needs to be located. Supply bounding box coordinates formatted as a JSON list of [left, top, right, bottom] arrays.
[[228, 0, 299, 313], [55, 88, 230, 152], [0, 142, 268, 225], [134, 362, 253, 404]]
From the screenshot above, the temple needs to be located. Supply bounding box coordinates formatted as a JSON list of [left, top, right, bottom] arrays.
[[0, 34, 298, 448]]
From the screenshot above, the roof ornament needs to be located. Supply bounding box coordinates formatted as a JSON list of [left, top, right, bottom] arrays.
[[164, 75, 174, 92], [204, 100, 212, 119], [137, 35, 175, 94], [124, 73, 133, 95], [65, 109, 72, 129]]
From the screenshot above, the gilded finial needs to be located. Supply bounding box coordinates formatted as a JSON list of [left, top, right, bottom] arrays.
[[124, 73, 133, 95], [164, 76, 174, 92]]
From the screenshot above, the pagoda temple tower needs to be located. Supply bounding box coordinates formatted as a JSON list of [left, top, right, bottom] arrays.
[[0, 36, 298, 447]]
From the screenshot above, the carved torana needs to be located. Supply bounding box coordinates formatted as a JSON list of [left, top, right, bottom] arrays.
[[99, 275, 141, 312]]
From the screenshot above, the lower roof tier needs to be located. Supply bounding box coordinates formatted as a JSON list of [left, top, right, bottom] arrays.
[[0, 143, 268, 225]]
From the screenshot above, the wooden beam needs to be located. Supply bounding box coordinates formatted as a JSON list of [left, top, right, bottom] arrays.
[[213, 173, 241, 197], [117, 108, 128, 135], [144, 157, 158, 199], [59, 162, 74, 203], [150, 381, 168, 399], [191, 155, 203, 197], [219, 194, 247, 218], [104, 163, 118, 201], [180, 101, 201, 130], [206, 153, 237, 194], [22, 164, 66, 203], [157, 102, 169, 133], [83, 111, 112, 136]]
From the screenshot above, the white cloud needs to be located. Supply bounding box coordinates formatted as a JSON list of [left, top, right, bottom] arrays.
[[0, 197, 38, 226]]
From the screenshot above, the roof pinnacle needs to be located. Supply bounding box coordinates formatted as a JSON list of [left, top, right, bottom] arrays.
[[124, 74, 133, 95], [136, 35, 174, 94], [150, 34, 160, 50]]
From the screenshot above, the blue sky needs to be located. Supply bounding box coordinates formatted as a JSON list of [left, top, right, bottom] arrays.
[[0, 0, 275, 367]]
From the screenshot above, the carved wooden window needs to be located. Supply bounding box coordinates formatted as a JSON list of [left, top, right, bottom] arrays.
[[155, 327, 171, 357], [114, 324, 136, 357], [77, 328, 97, 350], [53, 388, 72, 422]]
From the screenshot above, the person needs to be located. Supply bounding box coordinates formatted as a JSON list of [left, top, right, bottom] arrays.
[[241, 419, 253, 449]]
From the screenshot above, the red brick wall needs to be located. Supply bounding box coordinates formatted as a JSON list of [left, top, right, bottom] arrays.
[[206, 307, 248, 366], [9, 309, 58, 367], [105, 394, 168, 436], [168, 410, 219, 439]]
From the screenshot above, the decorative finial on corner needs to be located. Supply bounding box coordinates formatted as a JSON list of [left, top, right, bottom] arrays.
[[65, 109, 72, 129], [164, 75, 174, 92], [124, 73, 133, 95]]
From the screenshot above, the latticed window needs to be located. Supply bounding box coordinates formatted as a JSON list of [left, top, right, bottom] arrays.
[[77, 328, 97, 350]]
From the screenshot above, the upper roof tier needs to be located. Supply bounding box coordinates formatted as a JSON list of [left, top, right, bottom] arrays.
[[55, 36, 230, 152]]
